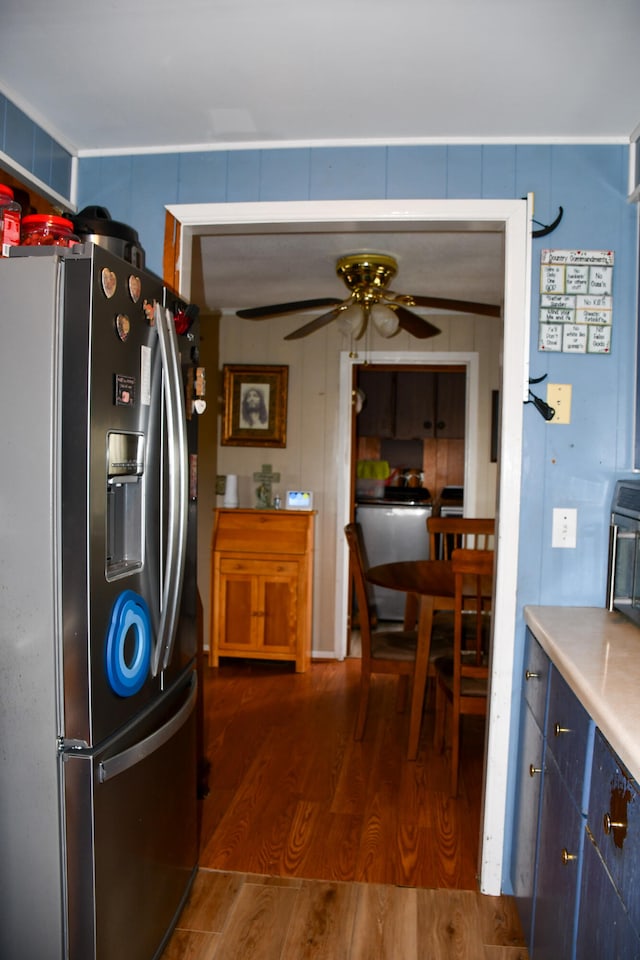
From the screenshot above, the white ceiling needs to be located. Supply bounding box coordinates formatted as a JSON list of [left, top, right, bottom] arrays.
[[1, 1, 638, 321], [191, 223, 506, 317], [1, 0, 639, 154]]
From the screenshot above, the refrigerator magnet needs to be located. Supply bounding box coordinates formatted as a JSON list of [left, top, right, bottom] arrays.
[[115, 373, 135, 406], [143, 299, 155, 325], [115, 313, 131, 342], [101, 267, 117, 299], [128, 275, 142, 302], [105, 590, 152, 697]]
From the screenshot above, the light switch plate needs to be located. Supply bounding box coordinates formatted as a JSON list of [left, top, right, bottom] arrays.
[[547, 383, 572, 424], [552, 507, 577, 548]]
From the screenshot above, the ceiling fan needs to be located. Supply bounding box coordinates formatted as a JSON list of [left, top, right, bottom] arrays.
[[236, 253, 502, 341]]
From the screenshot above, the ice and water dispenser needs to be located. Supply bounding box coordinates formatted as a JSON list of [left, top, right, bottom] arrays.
[[106, 431, 145, 579]]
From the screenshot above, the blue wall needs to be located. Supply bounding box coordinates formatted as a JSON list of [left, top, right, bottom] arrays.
[[76, 143, 637, 887]]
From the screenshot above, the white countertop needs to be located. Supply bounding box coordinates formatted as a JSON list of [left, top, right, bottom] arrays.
[[524, 605, 640, 783]]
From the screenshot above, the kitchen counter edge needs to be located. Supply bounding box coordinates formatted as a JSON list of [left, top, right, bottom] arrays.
[[523, 605, 640, 784]]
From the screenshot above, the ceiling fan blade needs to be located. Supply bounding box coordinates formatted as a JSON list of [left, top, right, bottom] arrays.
[[284, 304, 348, 340], [393, 304, 441, 339], [236, 297, 342, 320], [397, 294, 501, 318]]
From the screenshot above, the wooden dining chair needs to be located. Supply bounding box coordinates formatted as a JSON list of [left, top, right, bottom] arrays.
[[427, 515, 495, 561], [345, 522, 419, 740], [432, 547, 494, 796]]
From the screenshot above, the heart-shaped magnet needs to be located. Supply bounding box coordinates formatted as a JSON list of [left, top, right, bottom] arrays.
[[128, 275, 142, 302], [101, 268, 117, 299]]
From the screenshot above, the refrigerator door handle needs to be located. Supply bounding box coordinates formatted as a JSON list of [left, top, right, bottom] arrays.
[[98, 674, 197, 783], [152, 303, 189, 676]]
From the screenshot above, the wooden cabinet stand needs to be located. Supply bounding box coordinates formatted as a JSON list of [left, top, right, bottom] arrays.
[[210, 509, 315, 672]]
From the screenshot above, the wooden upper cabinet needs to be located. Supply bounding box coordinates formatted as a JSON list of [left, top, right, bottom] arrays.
[[433, 372, 466, 439], [357, 369, 465, 440], [394, 371, 436, 438], [356, 369, 395, 437]]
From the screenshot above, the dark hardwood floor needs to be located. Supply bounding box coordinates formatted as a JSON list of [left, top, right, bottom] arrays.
[[198, 655, 486, 889]]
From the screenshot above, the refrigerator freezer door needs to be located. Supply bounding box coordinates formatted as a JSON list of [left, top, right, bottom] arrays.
[[63, 673, 198, 960]]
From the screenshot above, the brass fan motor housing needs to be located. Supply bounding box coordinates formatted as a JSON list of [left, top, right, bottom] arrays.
[[336, 254, 398, 303]]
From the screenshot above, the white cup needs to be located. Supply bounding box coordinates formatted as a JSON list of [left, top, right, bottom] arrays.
[[223, 474, 239, 508]]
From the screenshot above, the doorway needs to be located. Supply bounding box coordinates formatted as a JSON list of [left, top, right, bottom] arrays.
[[349, 359, 489, 649], [168, 197, 531, 894]]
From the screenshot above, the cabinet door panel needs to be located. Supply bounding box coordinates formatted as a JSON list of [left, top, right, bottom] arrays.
[[357, 370, 395, 437], [220, 576, 255, 649], [394, 371, 436, 438], [577, 832, 640, 960], [511, 702, 545, 950], [534, 752, 584, 960], [523, 629, 551, 724], [547, 668, 594, 813], [588, 730, 640, 935], [434, 372, 466, 438], [263, 575, 297, 651]]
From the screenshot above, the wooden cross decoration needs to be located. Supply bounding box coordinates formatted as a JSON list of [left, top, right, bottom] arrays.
[[252, 463, 280, 509]]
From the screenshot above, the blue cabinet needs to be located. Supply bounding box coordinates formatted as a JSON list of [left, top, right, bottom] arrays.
[[511, 629, 595, 960], [532, 668, 594, 960], [576, 730, 640, 959]]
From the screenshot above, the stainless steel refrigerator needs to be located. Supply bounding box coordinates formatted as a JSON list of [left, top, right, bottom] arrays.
[[0, 245, 201, 959]]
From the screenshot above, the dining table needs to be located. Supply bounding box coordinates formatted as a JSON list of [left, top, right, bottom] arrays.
[[366, 558, 492, 760]]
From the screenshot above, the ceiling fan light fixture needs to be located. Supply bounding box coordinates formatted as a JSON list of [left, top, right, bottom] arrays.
[[371, 302, 400, 338], [337, 301, 367, 339], [237, 249, 498, 340]]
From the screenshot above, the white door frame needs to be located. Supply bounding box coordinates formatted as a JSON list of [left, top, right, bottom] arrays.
[[335, 348, 481, 659], [167, 197, 532, 895]]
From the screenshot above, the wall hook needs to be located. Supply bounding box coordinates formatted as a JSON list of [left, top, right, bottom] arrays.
[[532, 206, 564, 239], [525, 374, 555, 420], [526, 389, 555, 421]]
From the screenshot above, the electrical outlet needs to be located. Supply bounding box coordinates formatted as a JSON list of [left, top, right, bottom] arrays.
[[546, 383, 572, 424], [552, 507, 577, 548], [215, 475, 227, 495]]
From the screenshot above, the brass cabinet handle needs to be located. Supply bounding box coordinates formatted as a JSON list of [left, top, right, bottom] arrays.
[[554, 722, 570, 737], [561, 848, 577, 865], [525, 670, 539, 680], [529, 764, 542, 777], [604, 812, 627, 834]]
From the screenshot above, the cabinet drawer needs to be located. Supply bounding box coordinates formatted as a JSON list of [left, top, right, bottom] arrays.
[[214, 511, 311, 555], [577, 830, 640, 959], [587, 729, 640, 936], [523, 628, 551, 726], [220, 557, 298, 577], [546, 668, 594, 814]]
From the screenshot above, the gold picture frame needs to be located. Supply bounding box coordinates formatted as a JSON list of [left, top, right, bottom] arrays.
[[221, 364, 289, 447]]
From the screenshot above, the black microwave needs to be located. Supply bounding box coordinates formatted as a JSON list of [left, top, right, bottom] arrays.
[[607, 479, 640, 626]]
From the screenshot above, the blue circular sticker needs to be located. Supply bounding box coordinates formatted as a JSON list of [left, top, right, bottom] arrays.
[[105, 590, 152, 697]]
